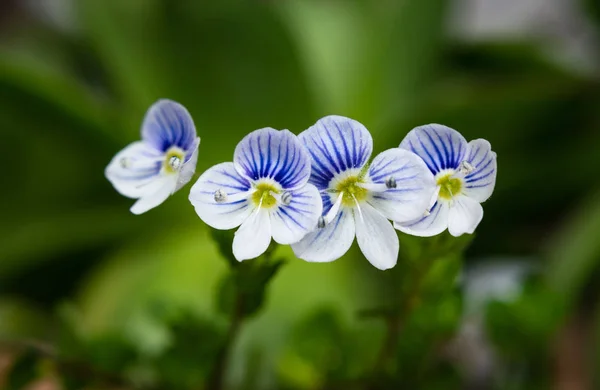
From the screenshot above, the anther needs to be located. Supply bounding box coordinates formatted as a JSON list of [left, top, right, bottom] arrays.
[[385, 176, 397, 189], [317, 216, 327, 229], [169, 156, 182, 170], [458, 160, 475, 175], [214, 189, 227, 203], [281, 191, 292, 206]]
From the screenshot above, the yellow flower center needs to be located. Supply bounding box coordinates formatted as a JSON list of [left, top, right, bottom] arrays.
[[251, 182, 280, 209], [335, 176, 368, 207], [164, 147, 185, 174], [437, 173, 462, 200]]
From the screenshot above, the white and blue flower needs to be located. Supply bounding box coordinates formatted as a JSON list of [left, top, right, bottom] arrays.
[[189, 128, 323, 261], [395, 124, 497, 237], [105, 99, 200, 214], [291, 116, 436, 270]]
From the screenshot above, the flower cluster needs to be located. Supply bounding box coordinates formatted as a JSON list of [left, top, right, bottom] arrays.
[[106, 100, 497, 269]]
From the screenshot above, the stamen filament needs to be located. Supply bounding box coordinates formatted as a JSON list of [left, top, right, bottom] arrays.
[[322, 192, 344, 226]]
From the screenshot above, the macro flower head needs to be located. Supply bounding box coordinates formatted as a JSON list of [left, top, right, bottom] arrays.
[[189, 128, 323, 261], [395, 124, 497, 237], [105, 99, 200, 214], [291, 116, 436, 270]]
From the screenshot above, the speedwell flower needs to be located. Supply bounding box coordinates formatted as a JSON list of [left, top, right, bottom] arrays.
[[291, 116, 436, 270], [395, 124, 497, 237], [105, 99, 200, 214], [189, 128, 322, 261]]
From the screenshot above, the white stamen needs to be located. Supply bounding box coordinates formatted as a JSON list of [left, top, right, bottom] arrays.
[[457, 160, 475, 175], [214, 189, 227, 203], [281, 191, 292, 206], [169, 156, 182, 170], [423, 186, 440, 216], [352, 194, 364, 223], [319, 192, 344, 227], [385, 176, 397, 189]]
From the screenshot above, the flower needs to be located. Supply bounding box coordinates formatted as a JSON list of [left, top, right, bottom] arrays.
[[394, 124, 497, 237], [291, 116, 436, 270], [189, 128, 323, 261], [105, 99, 200, 214]]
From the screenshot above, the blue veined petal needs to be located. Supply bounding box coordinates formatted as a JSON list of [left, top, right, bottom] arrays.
[[270, 184, 323, 245], [367, 148, 436, 222], [105, 141, 164, 198], [299, 115, 373, 190], [141, 99, 197, 152], [463, 139, 497, 203], [189, 162, 254, 230], [399, 124, 468, 174], [291, 209, 355, 263], [394, 201, 449, 237], [233, 128, 311, 189], [175, 140, 200, 192]]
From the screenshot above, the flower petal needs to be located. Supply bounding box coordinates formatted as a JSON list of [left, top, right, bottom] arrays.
[[299, 115, 373, 190], [105, 141, 163, 198], [233, 128, 311, 189], [270, 184, 323, 245], [291, 209, 355, 263], [448, 196, 484, 237], [367, 148, 436, 222], [130, 175, 178, 215], [399, 124, 468, 174], [355, 204, 399, 270], [463, 139, 497, 203], [394, 201, 449, 237], [189, 162, 253, 230], [175, 138, 200, 192], [233, 208, 272, 261], [141, 99, 197, 152]]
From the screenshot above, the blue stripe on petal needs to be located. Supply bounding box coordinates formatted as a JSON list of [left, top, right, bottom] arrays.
[[367, 148, 436, 223], [233, 128, 311, 189], [463, 139, 497, 203], [299, 115, 373, 190], [399, 124, 468, 175], [141, 99, 197, 152], [270, 183, 322, 245]]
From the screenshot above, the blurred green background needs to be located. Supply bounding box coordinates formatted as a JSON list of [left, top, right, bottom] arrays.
[[1, 0, 600, 389]]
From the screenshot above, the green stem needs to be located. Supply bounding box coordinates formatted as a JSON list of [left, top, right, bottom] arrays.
[[371, 256, 437, 377]]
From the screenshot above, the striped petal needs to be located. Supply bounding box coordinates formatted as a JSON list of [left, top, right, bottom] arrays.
[[142, 99, 197, 153], [175, 138, 200, 192], [233, 128, 311, 189], [355, 203, 399, 270], [394, 201, 449, 237], [291, 209, 355, 263], [299, 115, 373, 190], [399, 124, 468, 174], [189, 162, 254, 230], [463, 139, 497, 203], [270, 184, 323, 245], [367, 148, 436, 223], [105, 141, 163, 199]]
